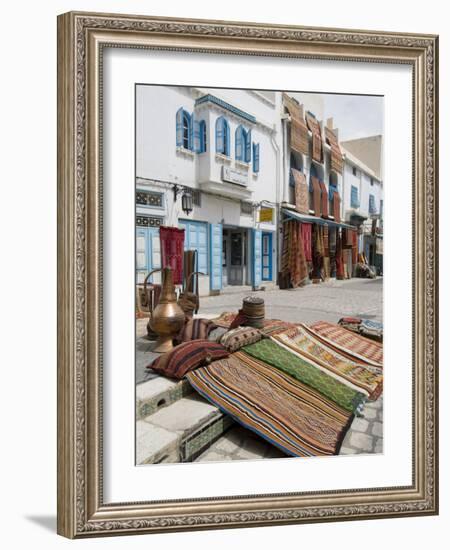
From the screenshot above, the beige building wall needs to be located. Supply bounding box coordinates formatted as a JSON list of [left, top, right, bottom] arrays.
[[341, 135, 383, 179]]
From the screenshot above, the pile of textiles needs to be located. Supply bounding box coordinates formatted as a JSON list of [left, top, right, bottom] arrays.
[[147, 314, 383, 458], [186, 353, 353, 457], [339, 317, 384, 342]]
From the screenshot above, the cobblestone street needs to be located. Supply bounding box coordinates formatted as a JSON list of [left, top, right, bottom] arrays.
[[136, 277, 383, 463]]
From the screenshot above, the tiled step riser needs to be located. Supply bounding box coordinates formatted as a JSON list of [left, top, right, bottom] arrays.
[[136, 378, 193, 420], [137, 395, 234, 465]]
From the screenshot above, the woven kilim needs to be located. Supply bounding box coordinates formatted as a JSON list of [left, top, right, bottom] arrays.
[[307, 321, 383, 367], [259, 319, 298, 337], [325, 126, 343, 174], [319, 181, 329, 218], [306, 113, 323, 163], [283, 93, 309, 156], [210, 311, 238, 328], [186, 354, 353, 457], [272, 325, 383, 400], [311, 177, 322, 216], [292, 168, 309, 214], [242, 339, 366, 413]]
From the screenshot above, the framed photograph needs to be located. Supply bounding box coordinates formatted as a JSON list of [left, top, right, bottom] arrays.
[[57, 11, 439, 538]]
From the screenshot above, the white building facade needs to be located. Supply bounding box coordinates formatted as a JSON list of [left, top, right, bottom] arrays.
[[136, 86, 282, 295], [136, 86, 383, 293]]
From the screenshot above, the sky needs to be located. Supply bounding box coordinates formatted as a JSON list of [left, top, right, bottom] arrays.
[[321, 93, 384, 142]]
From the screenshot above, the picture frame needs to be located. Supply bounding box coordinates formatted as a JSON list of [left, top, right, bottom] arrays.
[[57, 11, 439, 538]]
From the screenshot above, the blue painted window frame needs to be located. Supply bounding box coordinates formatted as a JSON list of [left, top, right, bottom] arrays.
[[369, 193, 376, 214], [176, 107, 194, 150], [351, 185, 360, 208], [215, 116, 230, 156]]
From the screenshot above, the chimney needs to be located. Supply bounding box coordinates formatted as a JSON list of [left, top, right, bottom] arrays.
[[326, 117, 334, 129]]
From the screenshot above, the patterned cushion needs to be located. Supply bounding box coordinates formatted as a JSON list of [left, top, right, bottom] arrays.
[[174, 318, 217, 344], [219, 326, 262, 352], [147, 340, 229, 379]]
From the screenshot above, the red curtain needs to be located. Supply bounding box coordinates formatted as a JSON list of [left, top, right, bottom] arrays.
[[160, 226, 185, 285]]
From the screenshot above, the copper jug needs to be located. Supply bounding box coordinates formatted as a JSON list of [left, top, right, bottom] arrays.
[[149, 267, 185, 353]]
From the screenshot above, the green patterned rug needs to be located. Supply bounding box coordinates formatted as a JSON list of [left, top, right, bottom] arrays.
[[242, 339, 366, 414]]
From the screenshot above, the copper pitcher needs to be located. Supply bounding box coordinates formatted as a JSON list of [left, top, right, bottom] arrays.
[[149, 267, 185, 353]]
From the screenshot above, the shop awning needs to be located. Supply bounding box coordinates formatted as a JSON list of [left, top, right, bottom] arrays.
[[282, 208, 356, 230]]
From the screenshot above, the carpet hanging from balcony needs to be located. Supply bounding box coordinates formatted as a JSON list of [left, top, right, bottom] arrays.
[[283, 93, 309, 156], [325, 126, 343, 174], [306, 113, 323, 163], [292, 168, 309, 214], [186, 353, 353, 457]]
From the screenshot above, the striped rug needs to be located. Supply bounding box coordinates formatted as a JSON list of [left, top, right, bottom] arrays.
[[307, 321, 383, 367], [272, 324, 383, 400], [242, 339, 366, 414], [186, 353, 353, 457]]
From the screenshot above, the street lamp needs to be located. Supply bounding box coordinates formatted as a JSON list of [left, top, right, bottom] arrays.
[[181, 189, 193, 216], [172, 184, 193, 216]]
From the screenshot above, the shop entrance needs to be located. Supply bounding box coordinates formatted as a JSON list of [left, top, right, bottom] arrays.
[[222, 228, 248, 286]]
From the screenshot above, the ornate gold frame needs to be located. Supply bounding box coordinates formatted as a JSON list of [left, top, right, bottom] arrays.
[[57, 11, 439, 538]]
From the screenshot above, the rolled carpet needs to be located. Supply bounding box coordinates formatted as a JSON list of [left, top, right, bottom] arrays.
[[242, 338, 366, 414], [186, 353, 353, 457]]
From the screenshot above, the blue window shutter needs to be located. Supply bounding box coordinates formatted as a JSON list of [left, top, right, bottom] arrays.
[[252, 229, 262, 288], [209, 224, 222, 290], [225, 120, 230, 156], [235, 126, 243, 160], [245, 129, 252, 163], [198, 120, 206, 153], [253, 142, 260, 172], [193, 118, 201, 153], [187, 112, 193, 151], [176, 107, 183, 147], [216, 117, 224, 154], [369, 194, 376, 213]]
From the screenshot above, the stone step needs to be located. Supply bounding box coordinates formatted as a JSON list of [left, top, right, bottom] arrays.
[[137, 394, 234, 464], [136, 377, 192, 420]]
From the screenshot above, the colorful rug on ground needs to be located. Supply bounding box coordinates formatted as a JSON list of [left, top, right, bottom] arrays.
[[272, 324, 383, 400], [186, 353, 353, 457], [242, 339, 366, 414], [307, 321, 383, 367]]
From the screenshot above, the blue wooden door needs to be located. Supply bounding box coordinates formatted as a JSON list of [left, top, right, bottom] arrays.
[[136, 226, 161, 284], [210, 223, 223, 291], [252, 229, 262, 288], [261, 232, 273, 281], [179, 220, 208, 275]]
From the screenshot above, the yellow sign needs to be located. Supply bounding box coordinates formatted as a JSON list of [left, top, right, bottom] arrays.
[[259, 207, 273, 223]]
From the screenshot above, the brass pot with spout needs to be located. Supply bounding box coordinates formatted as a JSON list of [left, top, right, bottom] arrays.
[[149, 267, 185, 353]]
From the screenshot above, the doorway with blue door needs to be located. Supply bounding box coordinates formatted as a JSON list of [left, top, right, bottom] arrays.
[[261, 231, 273, 282]]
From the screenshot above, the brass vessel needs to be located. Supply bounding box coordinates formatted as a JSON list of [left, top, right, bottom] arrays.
[[149, 267, 185, 353]]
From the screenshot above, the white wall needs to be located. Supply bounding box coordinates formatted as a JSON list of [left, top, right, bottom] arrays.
[[0, 2, 447, 550]]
